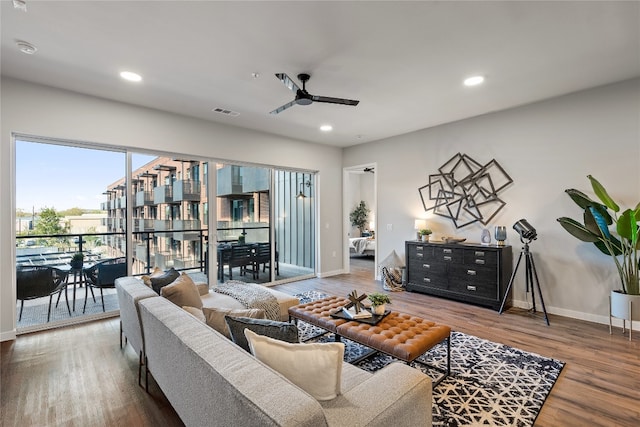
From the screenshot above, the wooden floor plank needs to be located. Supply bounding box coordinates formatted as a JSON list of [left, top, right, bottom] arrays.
[[2, 260, 639, 426]]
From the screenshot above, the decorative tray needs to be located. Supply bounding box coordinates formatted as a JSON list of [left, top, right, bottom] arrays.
[[330, 307, 390, 325], [441, 237, 467, 244]]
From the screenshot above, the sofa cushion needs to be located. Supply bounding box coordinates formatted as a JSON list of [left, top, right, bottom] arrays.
[[244, 329, 344, 401], [160, 273, 203, 309], [225, 316, 299, 352], [149, 267, 180, 294], [203, 307, 264, 338]]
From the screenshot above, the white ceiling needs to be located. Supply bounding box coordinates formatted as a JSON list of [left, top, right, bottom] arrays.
[[2, 1, 639, 147]]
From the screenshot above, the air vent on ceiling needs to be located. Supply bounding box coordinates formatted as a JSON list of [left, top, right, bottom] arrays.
[[212, 107, 240, 117]]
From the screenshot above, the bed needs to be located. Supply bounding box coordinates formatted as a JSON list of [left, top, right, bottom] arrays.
[[349, 237, 376, 257]]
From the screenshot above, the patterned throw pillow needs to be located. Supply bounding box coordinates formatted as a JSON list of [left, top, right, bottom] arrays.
[[225, 316, 299, 352]]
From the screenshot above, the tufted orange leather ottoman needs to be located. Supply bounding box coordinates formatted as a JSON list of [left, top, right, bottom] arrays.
[[288, 295, 350, 333], [336, 312, 451, 363], [289, 296, 451, 371]]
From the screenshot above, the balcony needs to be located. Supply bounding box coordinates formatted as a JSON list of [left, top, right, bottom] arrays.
[[173, 180, 201, 202], [133, 218, 155, 232], [154, 185, 173, 204], [154, 219, 173, 231], [135, 190, 155, 207], [135, 244, 154, 263]]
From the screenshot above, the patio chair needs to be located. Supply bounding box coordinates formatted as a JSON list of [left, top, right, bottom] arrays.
[[17, 266, 70, 322], [83, 257, 127, 313], [227, 244, 255, 281]]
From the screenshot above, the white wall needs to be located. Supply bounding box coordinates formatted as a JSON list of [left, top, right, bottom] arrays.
[[344, 78, 640, 324], [0, 78, 345, 340], [346, 172, 375, 237]]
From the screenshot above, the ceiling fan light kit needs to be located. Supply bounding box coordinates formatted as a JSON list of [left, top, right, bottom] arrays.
[[270, 73, 360, 114]]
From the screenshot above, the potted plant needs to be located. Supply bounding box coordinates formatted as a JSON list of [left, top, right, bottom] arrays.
[[557, 175, 640, 332], [70, 252, 84, 269], [368, 292, 391, 315], [419, 228, 432, 242], [350, 201, 370, 236]]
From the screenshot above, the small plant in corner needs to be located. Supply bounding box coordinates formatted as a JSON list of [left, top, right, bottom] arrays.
[[368, 292, 391, 307]]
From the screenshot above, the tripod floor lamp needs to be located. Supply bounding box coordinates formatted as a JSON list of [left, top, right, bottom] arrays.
[[499, 219, 550, 326]]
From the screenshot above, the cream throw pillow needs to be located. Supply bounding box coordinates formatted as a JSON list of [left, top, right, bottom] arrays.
[[244, 329, 344, 401], [203, 307, 264, 339], [160, 273, 203, 309]]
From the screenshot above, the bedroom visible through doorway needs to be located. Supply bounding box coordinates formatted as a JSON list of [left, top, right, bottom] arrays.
[[344, 164, 376, 279]]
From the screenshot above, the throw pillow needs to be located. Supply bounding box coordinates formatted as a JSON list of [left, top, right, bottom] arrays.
[[202, 307, 264, 339], [149, 267, 180, 294], [141, 266, 163, 287], [244, 329, 344, 401], [160, 273, 203, 309], [225, 316, 299, 352], [182, 306, 206, 323], [195, 283, 210, 296]]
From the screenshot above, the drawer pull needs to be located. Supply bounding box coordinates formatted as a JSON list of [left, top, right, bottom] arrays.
[[443, 248, 452, 254], [423, 278, 431, 283], [443, 256, 452, 261], [467, 285, 477, 291], [416, 246, 423, 251], [475, 259, 485, 265], [416, 253, 423, 258], [422, 264, 430, 269], [475, 251, 485, 256], [467, 270, 476, 275]]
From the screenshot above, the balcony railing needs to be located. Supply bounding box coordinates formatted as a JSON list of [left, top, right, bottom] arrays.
[[153, 185, 173, 204], [135, 190, 155, 207], [173, 180, 201, 202], [133, 218, 155, 231]]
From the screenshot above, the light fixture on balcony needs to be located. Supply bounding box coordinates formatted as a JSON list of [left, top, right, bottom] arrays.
[[297, 181, 312, 199]]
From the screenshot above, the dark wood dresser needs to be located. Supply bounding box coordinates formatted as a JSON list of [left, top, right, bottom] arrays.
[[405, 241, 513, 310]]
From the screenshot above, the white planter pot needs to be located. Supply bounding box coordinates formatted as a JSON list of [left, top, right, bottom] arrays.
[[421, 235, 430, 242], [372, 304, 386, 315], [609, 290, 640, 341]]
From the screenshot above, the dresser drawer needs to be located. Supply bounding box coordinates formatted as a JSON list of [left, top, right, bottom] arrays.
[[407, 244, 434, 260], [433, 246, 462, 263], [462, 249, 498, 267], [410, 271, 448, 289]]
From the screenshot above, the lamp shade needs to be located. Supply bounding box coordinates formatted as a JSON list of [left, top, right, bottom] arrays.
[[414, 219, 426, 230]]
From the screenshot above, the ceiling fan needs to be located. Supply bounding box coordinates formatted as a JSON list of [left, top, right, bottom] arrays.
[[269, 73, 360, 115]]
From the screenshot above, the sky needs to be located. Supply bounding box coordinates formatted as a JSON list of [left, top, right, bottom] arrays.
[[16, 140, 154, 213]]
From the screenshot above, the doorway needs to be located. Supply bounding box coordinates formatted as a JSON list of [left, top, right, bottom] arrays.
[[343, 163, 377, 279]]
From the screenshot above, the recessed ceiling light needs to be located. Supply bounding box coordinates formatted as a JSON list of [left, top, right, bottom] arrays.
[[15, 40, 36, 54], [120, 71, 142, 82], [464, 75, 485, 87], [320, 124, 333, 132]]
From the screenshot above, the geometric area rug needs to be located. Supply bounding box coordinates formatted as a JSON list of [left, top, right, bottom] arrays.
[[295, 291, 565, 427]]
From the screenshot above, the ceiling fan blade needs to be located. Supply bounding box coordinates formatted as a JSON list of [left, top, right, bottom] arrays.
[[269, 99, 298, 115], [275, 73, 301, 94], [311, 95, 360, 106]]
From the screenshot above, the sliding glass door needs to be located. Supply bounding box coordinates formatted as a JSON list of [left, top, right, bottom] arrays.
[[215, 164, 315, 285]]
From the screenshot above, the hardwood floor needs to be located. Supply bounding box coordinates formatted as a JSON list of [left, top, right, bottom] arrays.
[[2, 260, 639, 426]]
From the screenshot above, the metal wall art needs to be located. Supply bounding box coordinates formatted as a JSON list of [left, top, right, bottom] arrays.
[[418, 153, 512, 229]]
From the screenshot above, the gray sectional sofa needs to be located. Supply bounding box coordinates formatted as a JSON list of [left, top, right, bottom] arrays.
[[116, 277, 433, 426]]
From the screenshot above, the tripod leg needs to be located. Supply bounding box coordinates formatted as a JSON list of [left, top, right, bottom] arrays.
[[528, 252, 550, 326], [526, 254, 537, 313], [499, 250, 524, 314]]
